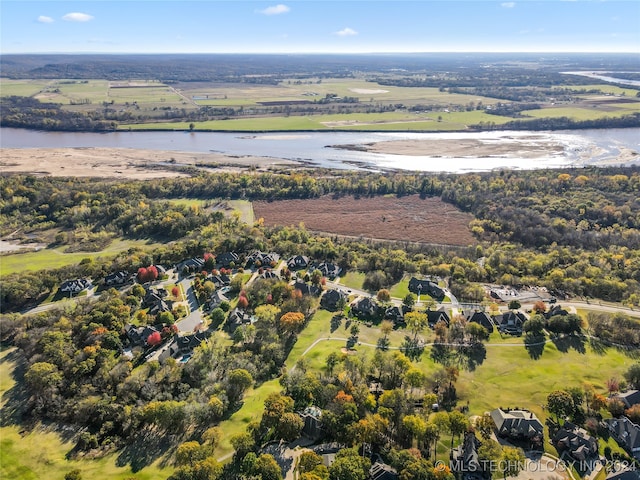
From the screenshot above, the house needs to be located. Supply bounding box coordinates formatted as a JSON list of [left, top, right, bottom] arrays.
[[209, 290, 229, 310], [466, 311, 494, 333], [216, 252, 240, 268], [450, 432, 485, 479], [370, 461, 399, 480], [351, 297, 381, 320], [300, 405, 324, 440], [176, 257, 205, 274], [158, 332, 208, 363], [293, 281, 321, 297], [287, 255, 310, 270], [259, 270, 280, 281], [544, 304, 570, 320], [613, 390, 640, 409], [490, 408, 544, 442], [210, 274, 231, 289], [553, 422, 598, 461], [494, 311, 526, 335], [143, 287, 172, 315], [59, 278, 92, 295], [246, 251, 280, 268], [125, 324, 160, 348], [321, 289, 347, 311], [408, 277, 445, 301], [426, 309, 450, 328], [104, 271, 131, 287], [606, 416, 640, 460], [317, 262, 342, 279], [385, 305, 404, 324], [227, 308, 253, 331]]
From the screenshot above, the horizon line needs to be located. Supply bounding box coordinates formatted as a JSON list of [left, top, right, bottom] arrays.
[[3, 50, 640, 55]]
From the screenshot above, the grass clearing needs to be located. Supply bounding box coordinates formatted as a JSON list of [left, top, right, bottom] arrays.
[[0, 239, 157, 276], [339, 271, 366, 290], [214, 378, 282, 459], [228, 200, 254, 225], [523, 106, 638, 121], [389, 277, 410, 299]]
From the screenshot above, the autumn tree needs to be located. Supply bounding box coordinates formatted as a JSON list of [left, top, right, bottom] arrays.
[[405, 311, 428, 341], [377, 289, 391, 303], [147, 331, 162, 346], [279, 311, 305, 335]]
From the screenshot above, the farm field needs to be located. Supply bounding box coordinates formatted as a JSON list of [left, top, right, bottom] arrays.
[[253, 194, 477, 246]]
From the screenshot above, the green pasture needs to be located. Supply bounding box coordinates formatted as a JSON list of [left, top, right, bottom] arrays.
[[0, 79, 52, 97], [0, 348, 172, 480], [0, 238, 155, 276], [107, 86, 183, 105], [564, 84, 640, 96], [522, 106, 638, 121], [338, 271, 366, 290], [214, 378, 282, 460]]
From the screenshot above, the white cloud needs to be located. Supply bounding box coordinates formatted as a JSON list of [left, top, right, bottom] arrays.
[[334, 27, 358, 37], [62, 12, 94, 22], [501, 2, 516, 7], [37, 15, 54, 23], [258, 4, 290, 15]]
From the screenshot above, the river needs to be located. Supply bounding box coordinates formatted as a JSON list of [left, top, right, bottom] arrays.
[[1, 127, 639, 173]]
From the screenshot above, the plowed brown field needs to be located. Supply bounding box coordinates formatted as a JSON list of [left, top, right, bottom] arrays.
[[253, 195, 476, 246]]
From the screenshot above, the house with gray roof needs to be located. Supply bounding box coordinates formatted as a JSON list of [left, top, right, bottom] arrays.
[[408, 277, 445, 301], [59, 278, 92, 295], [607, 416, 640, 460], [490, 408, 543, 442], [553, 422, 598, 461], [450, 432, 487, 479], [614, 390, 640, 409], [467, 311, 494, 333]]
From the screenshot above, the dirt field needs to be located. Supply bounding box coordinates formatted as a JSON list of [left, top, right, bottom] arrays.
[[253, 195, 476, 246]]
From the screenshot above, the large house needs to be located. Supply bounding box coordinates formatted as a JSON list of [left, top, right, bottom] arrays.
[[125, 324, 160, 348], [209, 290, 229, 310], [370, 462, 399, 480], [494, 311, 526, 335], [466, 311, 494, 333], [287, 255, 310, 270], [552, 422, 598, 461], [321, 289, 347, 311], [450, 432, 486, 480], [300, 405, 324, 440], [227, 308, 253, 331], [158, 332, 208, 363], [104, 271, 131, 287], [426, 309, 450, 328], [316, 262, 342, 279], [143, 287, 172, 315], [613, 390, 640, 409], [606, 416, 640, 460], [490, 408, 544, 442], [246, 251, 280, 268], [176, 257, 205, 274], [292, 281, 321, 297], [350, 296, 381, 320], [408, 277, 445, 301], [59, 278, 92, 295], [216, 252, 240, 268]]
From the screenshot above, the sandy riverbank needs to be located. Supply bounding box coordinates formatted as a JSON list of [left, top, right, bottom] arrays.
[[0, 147, 301, 179]]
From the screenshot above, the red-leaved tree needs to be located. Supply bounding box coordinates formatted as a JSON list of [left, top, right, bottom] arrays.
[[147, 331, 162, 346], [172, 286, 180, 297], [237, 296, 249, 309]]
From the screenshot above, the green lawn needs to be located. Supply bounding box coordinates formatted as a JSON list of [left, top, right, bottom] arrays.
[[0, 348, 172, 480], [0, 239, 156, 276], [228, 200, 255, 225], [523, 106, 639, 121], [339, 271, 366, 290], [389, 277, 410, 299], [214, 378, 282, 460]]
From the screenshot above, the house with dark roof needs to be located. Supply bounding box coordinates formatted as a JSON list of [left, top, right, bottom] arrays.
[[209, 290, 229, 310], [59, 278, 92, 295], [613, 390, 640, 409], [176, 257, 205, 274], [321, 289, 347, 311], [607, 416, 640, 460], [426, 309, 450, 328], [158, 332, 209, 363], [385, 306, 404, 324], [450, 432, 487, 479], [466, 311, 494, 333], [300, 406, 324, 440], [317, 262, 342, 279], [104, 271, 131, 287], [246, 251, 280, 268], [216, 252, 240, 268], [143, 287, 172, 315], [259, 270, 280, 281], [351, 297, 381, 320], [553, 422, 598, 461], [408, 277, 445, 301], [209, 274, 231, 289], [227, 308, 253, 331], [293, 281, 321, 297], [494, 311, 527, 335], [544, 304, 570, 320], [125, 324, 160, 348], [490, 408, 544, 442], [287, 255, 310, 270], [370, 461, 399, 480]]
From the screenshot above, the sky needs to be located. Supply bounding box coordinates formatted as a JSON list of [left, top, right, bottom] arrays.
[[1, 0, 639, 54]]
